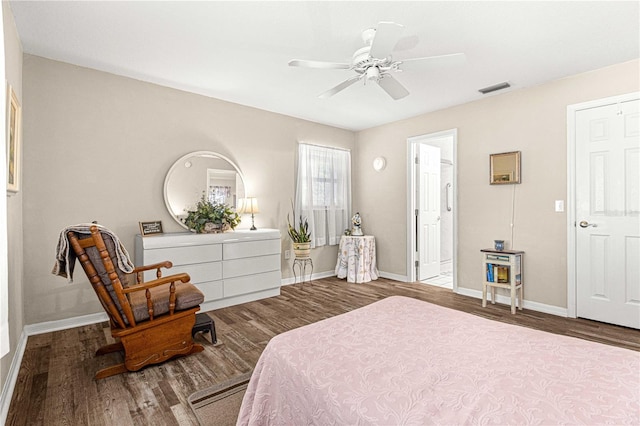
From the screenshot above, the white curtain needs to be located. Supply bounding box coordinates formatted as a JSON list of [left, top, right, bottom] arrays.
[[295, 143, 351, 248]]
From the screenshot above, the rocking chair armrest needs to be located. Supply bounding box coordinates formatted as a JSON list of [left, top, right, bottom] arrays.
[[133, 261, 173, 283], [133, 261, 173, 273], [122, 273, 191, 294]]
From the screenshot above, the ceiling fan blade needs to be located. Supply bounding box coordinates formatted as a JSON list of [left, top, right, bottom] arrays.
[[289, 59, 351, 70], [377, 74, 409, 100], [397, 53, 466, 71], [318, 75, 362, 99], [369, 21, 404, 58], [394, 35, 420, 52]]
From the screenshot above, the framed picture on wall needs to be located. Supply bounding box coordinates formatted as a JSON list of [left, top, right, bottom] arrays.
[[6, 85, 21, 194], [490, 151, 521, 185]]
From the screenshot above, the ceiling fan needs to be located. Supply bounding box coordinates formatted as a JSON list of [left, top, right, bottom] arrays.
[[288, 22, 465, 100]]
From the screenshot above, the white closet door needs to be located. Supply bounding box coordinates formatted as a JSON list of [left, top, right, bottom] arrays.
[[576, 98, 640, 329]]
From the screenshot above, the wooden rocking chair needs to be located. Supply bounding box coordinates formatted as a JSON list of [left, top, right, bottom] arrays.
[[66, 225, 205, 379]]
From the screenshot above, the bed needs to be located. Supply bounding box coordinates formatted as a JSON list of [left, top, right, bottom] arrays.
[[237, 296, 639, 425]]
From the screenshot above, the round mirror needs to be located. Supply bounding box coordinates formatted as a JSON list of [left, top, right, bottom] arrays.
[[164, 151, 246, 230]]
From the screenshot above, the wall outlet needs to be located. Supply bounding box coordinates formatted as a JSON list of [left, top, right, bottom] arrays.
[[284, 250, 291, 259]]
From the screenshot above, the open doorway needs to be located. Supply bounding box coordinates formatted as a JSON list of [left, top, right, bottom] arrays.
[[407, 130, 457, 290]]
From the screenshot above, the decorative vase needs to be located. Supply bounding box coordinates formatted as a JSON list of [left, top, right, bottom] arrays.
[[203, 222, 228, 233], [494, 240, 505, 251], [293, 242, 311, 258]]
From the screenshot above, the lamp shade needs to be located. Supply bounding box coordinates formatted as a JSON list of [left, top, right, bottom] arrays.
[[238, 197, 259, 215]]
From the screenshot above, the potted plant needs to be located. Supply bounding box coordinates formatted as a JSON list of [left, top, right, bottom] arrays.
[[287, 204, 311, 258], [183, 194, 241, 233]]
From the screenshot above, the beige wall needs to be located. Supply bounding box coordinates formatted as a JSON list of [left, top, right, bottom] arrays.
[[11, 38, 640, 328], [22, 55, 354, 324], [355, 59, 640, 309], [1, 1, 23, 392]]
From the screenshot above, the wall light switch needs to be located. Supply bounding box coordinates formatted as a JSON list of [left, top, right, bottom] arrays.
[[555, 200, 564, 212], [284, 250, 291, 259]]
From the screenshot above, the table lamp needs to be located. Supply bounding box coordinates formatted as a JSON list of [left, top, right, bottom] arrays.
[[238, 197, 259, 230]]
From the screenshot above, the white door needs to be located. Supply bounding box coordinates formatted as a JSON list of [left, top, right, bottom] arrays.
[[576, 98, 640, 329], [418, 144, 441, 280]]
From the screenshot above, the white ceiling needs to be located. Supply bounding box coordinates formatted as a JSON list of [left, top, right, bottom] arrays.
[[9, 1, 640, 131]]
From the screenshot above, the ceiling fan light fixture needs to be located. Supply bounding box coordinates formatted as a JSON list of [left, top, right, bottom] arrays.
[[366, 66, 380, 81]]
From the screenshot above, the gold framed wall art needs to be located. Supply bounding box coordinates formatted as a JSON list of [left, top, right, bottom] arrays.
[[6, 85, 21, 194], [490, 151, 521, 184]]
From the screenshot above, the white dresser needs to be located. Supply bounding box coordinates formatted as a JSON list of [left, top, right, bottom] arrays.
[[134, 229, 281, 312]]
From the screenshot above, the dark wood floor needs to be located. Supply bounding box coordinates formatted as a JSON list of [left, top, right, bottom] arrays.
[[7, 277, 640, 425]]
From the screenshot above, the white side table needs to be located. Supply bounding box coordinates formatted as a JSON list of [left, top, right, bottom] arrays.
[[335, 235, 379, 283], [481, 249, 524, 314]]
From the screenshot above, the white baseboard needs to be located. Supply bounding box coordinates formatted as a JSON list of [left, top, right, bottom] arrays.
[[281, 270, 336, 286], [0, 330, 28, 425], [281, 270, 408, 285], [24, 312, 109, 336], [375, 274, 567, 317], [378, 271, 409, 282], [455, 287, 568, 317]]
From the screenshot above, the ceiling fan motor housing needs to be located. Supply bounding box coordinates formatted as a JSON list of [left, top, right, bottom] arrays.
[[352, 46, 372, 67], [352, 45, 392, 79]]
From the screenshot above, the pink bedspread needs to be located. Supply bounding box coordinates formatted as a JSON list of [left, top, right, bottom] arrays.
[[237, 296, 640, 425]]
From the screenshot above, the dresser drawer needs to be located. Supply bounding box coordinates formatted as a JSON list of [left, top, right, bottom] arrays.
[[224, 270, 281, 298], [223, 254, 280, 279], [194, 280, 224, 303], [223, 239, 280, 260], [143, 244, 222, 266], [135, 230, 282, 311], [170, 262, 222, 285]]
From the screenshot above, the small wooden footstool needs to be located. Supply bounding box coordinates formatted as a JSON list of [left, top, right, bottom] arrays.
[[192, 313, 217, 344]]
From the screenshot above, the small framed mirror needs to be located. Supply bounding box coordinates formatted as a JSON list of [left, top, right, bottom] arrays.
[[490, 151, 521, 184]]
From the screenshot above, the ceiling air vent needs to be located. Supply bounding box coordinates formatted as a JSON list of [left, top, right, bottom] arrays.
[[479, 82, 511, 94]]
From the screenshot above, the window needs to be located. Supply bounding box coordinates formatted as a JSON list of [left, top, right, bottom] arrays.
[[295, 143, 351, 247]]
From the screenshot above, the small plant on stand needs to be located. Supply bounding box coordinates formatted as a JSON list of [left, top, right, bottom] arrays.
[[287, 203, 311, 258]]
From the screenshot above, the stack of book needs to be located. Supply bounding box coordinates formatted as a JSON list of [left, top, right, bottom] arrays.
[[486, 264, 510, 283]]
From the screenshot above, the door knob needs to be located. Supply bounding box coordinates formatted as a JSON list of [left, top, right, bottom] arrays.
[[579, 220, 597, 228]]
